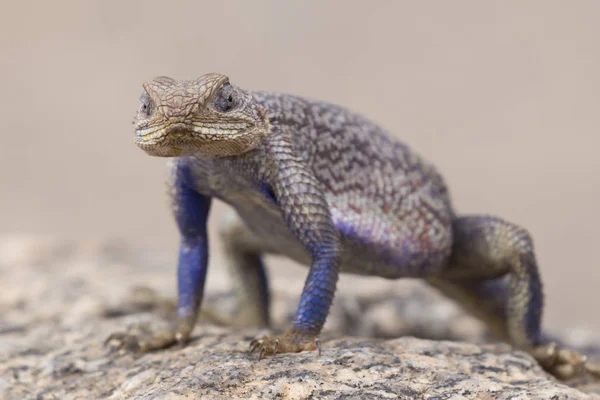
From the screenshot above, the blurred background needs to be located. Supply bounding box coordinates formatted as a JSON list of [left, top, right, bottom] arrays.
[[1, 1, 599, 334]]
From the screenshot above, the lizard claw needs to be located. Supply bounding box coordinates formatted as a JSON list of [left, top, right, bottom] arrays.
[[104, 331, 145, 353], [249, 338, 275, 360], [532, 342, 592, 380], [105, 331, 156, 354], [249, 339, 262, 354], [248, 328, 320, 360], [104, 322, 183, 355]]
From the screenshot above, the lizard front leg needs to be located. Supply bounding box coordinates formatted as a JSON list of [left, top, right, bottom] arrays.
[[250, 128, 341, 358], [106, 161, 211, 353]]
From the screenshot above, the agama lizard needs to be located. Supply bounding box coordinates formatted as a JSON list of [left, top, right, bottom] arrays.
[[107, 73, 599, 381]]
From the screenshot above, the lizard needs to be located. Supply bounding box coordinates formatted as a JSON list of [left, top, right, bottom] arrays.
[[106, 72, 599, 381]]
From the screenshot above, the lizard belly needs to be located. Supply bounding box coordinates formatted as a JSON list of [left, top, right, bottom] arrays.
[[229, 193, 312, 266], [228, 190, 452, 279]]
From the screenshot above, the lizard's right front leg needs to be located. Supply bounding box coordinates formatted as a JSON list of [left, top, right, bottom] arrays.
[[106, 162, 211, 353]]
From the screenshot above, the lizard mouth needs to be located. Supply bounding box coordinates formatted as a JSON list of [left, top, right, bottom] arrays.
[[134, 122, 254, 157], [135, 122, 249, 142], [134, 125, 169, 144], [135, 123, 192, 143]]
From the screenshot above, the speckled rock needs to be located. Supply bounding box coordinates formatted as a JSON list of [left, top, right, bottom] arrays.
[[1, 236, 599, 399]]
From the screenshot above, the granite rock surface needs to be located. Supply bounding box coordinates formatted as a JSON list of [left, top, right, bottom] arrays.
[[1, 236, 599, 399]]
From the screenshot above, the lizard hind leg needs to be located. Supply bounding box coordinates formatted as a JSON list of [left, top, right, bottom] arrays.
[[215, 211, 271, 328], [428, 215, 596, 380]]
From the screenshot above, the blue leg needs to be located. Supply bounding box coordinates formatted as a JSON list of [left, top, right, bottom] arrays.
[[293, 248, 339, 332], [172, 162, 212, 342]]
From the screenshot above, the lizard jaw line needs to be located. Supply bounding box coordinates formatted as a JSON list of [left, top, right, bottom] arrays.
[[191, 125, 241, 136], [135, 126, 168, 144], [134, 124, 250, 150], [136, 123, 248, 139]]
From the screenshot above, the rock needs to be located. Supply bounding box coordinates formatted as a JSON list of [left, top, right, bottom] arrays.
[[1, 236, 599, 399]]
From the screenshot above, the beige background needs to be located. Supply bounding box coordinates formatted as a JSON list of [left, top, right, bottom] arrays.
[[1, 1, 599, 334]]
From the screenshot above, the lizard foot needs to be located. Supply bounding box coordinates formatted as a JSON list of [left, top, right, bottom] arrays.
[[249, 328, 321, 360], [104, 321, 190, 354], [532, 342, 600, 380]]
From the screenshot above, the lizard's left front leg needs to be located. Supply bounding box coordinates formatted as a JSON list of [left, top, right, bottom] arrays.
[[250, 130, 341, 358]]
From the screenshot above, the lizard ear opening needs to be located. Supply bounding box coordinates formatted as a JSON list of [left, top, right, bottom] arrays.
[[212, 83, 238, 113]]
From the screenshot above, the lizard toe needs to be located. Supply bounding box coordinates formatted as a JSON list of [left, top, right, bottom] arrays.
[[104, 322, 179, 355], [249, 328, 320, 360], [532, 342, 588, 380]]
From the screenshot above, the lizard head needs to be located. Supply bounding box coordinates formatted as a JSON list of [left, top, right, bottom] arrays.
[[133, 73, 270, 157]]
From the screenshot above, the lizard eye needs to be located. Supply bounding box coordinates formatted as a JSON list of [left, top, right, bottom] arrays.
[[139, 92, 152, 116], [213, 84, 238, 112]]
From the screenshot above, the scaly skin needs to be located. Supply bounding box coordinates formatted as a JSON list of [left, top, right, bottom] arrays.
[[106, 73, 599, 381]]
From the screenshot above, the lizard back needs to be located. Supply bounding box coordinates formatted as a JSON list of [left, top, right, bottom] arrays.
[[252, 92, 455, 277]]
